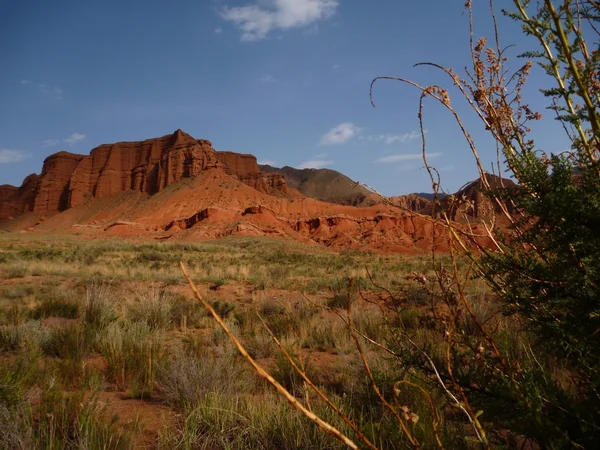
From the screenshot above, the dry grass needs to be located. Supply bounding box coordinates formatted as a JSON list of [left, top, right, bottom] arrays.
[[0, 234, 504, 448]]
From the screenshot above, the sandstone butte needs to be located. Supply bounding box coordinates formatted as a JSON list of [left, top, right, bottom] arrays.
[[0, 129, 493, 253]]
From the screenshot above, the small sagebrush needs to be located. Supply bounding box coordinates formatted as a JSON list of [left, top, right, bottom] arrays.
[[83, 282, 118, 329], [126, 287, 174, 330]]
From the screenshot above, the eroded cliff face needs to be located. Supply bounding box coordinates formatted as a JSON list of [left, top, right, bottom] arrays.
[[216, 151, 288, 195], [0, 130, 289, 220], [0, 174, 40, 220], [68, 130, 222, 207], [33, 152, 86, 213], [388, 194, 431, 212]]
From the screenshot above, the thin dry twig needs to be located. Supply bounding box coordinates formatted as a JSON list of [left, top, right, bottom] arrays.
[[256, 312, 379, 450], [180, 262, 359, 450], [345, 279, 421, 448]]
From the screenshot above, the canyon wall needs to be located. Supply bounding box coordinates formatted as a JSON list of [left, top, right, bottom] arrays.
[[1, 130, 288, 219]]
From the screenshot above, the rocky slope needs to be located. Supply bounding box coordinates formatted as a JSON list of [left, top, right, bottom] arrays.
[[6, 167, 480, 253]]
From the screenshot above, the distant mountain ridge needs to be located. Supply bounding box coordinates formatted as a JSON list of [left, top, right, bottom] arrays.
[[259, 164, 438, 210], [259, 165, 518, 223], [259, 165, 376, 206], [411, 192, 447, 201]]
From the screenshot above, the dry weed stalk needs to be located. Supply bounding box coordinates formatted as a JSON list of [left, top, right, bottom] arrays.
[[179, 262, 359, 449], [366, 0, 600, 447], [256, 312, 380, 450], [345, 279, 422, 448]]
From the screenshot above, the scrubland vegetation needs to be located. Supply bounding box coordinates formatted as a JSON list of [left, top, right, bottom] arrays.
[[0, 234, 502, 448], [0, 231, 586, 449]]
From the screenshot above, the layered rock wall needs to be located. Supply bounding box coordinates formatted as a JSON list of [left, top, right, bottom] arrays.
[[68, 130, 221, 207], [0, 130, 289, 219], [33, 153, 85, 212]]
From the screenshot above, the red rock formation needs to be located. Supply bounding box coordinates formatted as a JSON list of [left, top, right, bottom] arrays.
[[165, 207, 235, 231], [69, 130, 222, 207], [216, 151, 288, 195], [0, 129, 499, 254], [0, 130, 290, 221], [388, 194, 430, 212], [0, 185, 18, 221], [0, 174, 40, 220], [33, 152, 85, 212]]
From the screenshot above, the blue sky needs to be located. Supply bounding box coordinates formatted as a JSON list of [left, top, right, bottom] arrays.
[[0, 0, 570, 196]]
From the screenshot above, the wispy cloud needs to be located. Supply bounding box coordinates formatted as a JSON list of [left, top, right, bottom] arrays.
[[320, 122, 361, 145], [214, 27, 223, 34], [362, 131, 421, 144], [64, 133, 86, 146], [374, 152, 442, 164], [381, 131, 420, 144], [41, 139, 60, 148], [220, 0, 339, 42], [258, 160, 277, 166], [37, 83, 63, 100], [21, 79, 63, 99], [261, 74, 276, 83], [298, 159, 333, 169], [0, 149, 30, 164]]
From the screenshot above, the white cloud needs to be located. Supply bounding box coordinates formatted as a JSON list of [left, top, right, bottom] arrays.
[[20, 79, 30, 85], [320, 122, 361, 145], [383, 130, 420, 144], [298, 159, 333, 169], [220, 0, 339, 42], [0, 149, 30, 164], [258, 160, 277, 166], [261, 74, 276, 83], [374, 152, 442, 164], [64, 133, 86, 146], [215, 27, 223, 34], [41, 139, 59, 148], [38, 83, 63, 100], [364, 130, 421, 144]]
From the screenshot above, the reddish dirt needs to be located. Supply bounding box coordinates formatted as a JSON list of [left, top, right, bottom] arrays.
[[94, 391, 177, 449], [41, 317, 79, 328]]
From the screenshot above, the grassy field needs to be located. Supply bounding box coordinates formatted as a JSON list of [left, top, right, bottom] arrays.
[[0, 233, 532, 449]]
